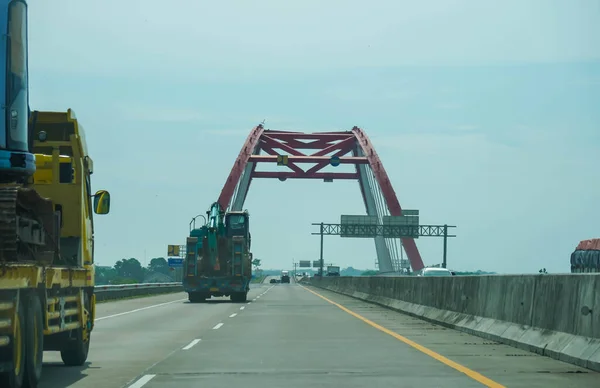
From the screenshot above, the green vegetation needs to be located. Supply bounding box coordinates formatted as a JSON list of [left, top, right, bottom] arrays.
[[251, 275, 267, 284], [95, 257, 498, 286], [96, 257, 175, 285], [360, 270, 379, 276], [96, 256, 268, 286]]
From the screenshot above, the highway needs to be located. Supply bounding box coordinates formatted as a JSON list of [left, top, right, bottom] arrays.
[[39, 279, 598, 388]]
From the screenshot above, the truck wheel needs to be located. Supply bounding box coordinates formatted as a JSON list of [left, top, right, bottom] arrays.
[[60, 293, 90, 366], [189, 293, 206, 303], [231, 292, 247, 303], [24, 294, 43, 387], [0, 298, 26, 388]]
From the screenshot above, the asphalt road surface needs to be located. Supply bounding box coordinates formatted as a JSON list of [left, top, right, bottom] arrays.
[[39, 281, 598, 388]]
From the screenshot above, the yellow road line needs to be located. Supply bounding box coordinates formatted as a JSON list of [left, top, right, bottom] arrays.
[[300, 285, 505, 388]]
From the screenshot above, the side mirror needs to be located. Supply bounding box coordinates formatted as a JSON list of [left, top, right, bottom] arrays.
[[93, 190, 111, 215]]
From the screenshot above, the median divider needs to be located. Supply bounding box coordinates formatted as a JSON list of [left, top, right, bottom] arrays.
[[94, 282, 184, 302], [307, 274, 600, 372]]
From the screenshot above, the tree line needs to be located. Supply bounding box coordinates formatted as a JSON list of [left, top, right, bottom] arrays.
[[96, 257, 264, 285], [95, 257, 174, 285]]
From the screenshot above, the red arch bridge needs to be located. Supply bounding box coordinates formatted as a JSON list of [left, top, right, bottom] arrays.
[[217, 125, 455, 273]]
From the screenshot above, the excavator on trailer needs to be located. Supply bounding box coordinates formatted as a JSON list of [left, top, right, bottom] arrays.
[[183, 202, 252, 303], [0, 1, 111, 387]]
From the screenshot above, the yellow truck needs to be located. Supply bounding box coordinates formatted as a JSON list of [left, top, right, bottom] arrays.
[[0, 109, 111, 388]]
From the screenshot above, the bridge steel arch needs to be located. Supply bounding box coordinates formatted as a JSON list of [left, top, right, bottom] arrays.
[[217, 125, 425, 272]]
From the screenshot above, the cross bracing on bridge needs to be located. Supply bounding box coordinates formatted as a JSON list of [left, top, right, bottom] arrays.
[[315, 223, 456, 238], [216, 125, 428, 272]]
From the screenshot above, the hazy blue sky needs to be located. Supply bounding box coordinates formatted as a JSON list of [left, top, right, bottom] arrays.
[[29, 0, 599, 273]]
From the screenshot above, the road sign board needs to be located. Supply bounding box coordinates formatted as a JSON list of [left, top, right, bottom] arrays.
[[340, 215, 379, 237], [330, 155, 340, 167], [299, 260, 311, 268], [168, 258, 184, 268], [277, 155, 288, 166], [312, 260, 321, 268], [168, 245, 180, 257], [382, 210, 419, 238]]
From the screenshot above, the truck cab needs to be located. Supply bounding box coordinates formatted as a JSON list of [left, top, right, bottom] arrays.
[[326, 266, 340, 276], [281, 270, 290, 283], [225, 211, 249, 239]]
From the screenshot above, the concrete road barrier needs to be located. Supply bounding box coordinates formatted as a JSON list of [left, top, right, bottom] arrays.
[[94, 282, 184, 302], [308, 274, 600, 372]]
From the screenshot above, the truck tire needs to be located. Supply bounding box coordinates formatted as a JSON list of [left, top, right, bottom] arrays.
[[0, 297, 26, 388], [60, 293, 90, 366], [231, 292, 247, 303], [24, 294, 43, 387], [188, 293, 206, 303]]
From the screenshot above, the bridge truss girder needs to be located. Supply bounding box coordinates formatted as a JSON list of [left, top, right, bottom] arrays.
[[217, 125, 425, 272]]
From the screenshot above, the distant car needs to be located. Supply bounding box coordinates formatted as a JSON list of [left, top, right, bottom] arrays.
[[417, 268, 453, 277], [270, 278, 277, 284]]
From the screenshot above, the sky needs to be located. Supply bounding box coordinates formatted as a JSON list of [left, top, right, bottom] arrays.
[[28, 0, 600, 273]]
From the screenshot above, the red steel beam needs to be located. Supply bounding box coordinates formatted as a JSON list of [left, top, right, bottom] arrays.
[[259, 144, 306, 174], [310, 136, 356, 157], [251, 171, 358, 179], [263, 132, 352, 140], [249, 155, 368, 164], [263, 132, 354, 150], [260, 135, 306, 156], [218, 125, 265, 210], [305, 137, 357, 174], [351, 126, 425, 271]]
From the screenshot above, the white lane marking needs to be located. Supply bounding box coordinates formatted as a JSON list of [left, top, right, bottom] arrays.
[[252, 298, 256, 301], [247, 302, 252, 304], [96, 299, 187, 321], [240, 306, 245, 310], [129, 374, 156, 388], [257, 296, 261, 299], [213, 323, 224, 330], [229, 313, 237, 318], [182, 339, 201, 350]]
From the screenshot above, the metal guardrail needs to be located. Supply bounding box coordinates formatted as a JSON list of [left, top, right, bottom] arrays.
[[94, 282, 181, 291], [94, 282, 183, 302]]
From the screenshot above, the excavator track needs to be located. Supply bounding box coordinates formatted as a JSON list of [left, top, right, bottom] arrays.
[[0, 185, 57, 264]]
